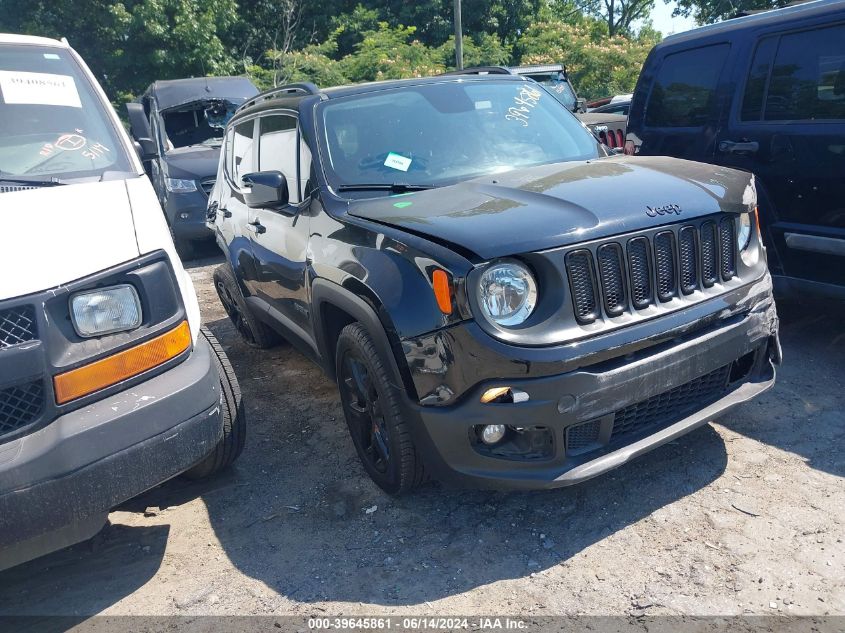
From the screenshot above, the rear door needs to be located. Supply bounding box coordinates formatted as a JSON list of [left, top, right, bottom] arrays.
[[715, 20, 845, 288], [633, 42, 733, 160]]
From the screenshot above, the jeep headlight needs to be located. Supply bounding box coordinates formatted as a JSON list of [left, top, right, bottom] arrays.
[[737, 212, 752, 252], [477, 260, 538, 327], [165, 178, 197, 193], [70, 285, 142, 337]]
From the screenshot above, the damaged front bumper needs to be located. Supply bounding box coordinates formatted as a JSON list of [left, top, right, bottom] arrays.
[[400, 275, 781, 490]]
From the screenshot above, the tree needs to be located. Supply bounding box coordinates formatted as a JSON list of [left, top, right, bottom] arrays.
[[583, 0, 655, 35], [669, 0, 790, 24], [517, 17, 659, 98]]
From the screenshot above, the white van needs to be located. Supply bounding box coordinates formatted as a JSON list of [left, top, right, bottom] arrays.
[[0, 34, 244, 570]]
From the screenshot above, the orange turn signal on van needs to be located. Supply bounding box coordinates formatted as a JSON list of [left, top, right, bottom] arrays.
[[54, 320, 192, 404]]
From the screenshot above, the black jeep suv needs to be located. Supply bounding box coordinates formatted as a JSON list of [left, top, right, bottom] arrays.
[[208, 75, 781, 494]]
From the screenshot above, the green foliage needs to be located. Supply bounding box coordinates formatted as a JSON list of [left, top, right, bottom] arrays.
[[517, 17, 660, 99], [1, 0, 664, 103], [669, 0, 789, 24]]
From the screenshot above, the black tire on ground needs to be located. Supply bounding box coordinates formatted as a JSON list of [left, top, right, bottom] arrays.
[[335, 323, 426, 495], [169, 226, 195, 261], [213, 263, 282, 349], [184, 326, 246, 479]]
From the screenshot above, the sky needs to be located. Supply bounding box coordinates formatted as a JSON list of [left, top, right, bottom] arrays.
[[647, 1, 699, 35]]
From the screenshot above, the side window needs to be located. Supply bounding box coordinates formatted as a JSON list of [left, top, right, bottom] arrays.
[[645, 43, 730, 127], [258, 114, 313, 204], [231, 120, 256, 186], [259, 114, 299, 202], [740, 37, 778, 121], [764, 23, 845, 121]]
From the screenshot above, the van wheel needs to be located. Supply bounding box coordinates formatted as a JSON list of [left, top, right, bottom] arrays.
[[213, 263, 281, 349], [184, 327, 245, 479], [335, 323, 426, 495]]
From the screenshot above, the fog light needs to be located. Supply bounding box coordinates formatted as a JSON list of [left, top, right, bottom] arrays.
[[180, 212, 190, 220], [481, 424, 507, 445]]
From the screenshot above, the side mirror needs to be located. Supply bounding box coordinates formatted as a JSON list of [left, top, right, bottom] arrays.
[[133, 137, 158, 161], [126, 102, 152, 140], [575, 98, 587, 113], [242, 171, 290, 209]]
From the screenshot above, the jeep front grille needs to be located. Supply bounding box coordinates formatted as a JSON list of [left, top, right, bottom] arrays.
[[565, 218, 738, 324], [0, 380, 44, 436], [0, 305, 37, 349]]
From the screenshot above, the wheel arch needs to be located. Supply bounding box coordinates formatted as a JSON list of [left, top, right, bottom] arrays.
[[311, 278, 418, 401]]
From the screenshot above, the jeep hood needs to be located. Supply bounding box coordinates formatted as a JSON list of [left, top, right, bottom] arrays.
[[0, 180, 140, 300], [347, 156, 754, 260]]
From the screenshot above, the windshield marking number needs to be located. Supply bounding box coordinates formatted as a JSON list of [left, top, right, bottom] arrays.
[[0, 70, 82, 108], [505, 86, 543, 127]]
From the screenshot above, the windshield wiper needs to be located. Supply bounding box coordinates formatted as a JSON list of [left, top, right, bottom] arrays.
[[0, 175, 68, 187], [337, 183, 434, 194]]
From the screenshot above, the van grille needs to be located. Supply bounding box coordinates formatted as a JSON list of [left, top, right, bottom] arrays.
[[0, 305, 37, 349], [565, 219, 737, 323], [0, 381, 44, 435]]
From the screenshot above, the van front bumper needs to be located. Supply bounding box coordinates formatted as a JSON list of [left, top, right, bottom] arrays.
[[403, 287, 780, 490], [0, 338, 222, 571]]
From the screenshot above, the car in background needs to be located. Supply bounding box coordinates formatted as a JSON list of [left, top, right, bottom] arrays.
[[126, 77, 258, 258], [445, 64, 586, 113], [0, 34, 244, 570], [588, 94, 632, 116], [626, 0, 845, 299]]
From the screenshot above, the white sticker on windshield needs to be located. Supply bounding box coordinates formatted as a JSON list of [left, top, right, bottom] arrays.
[[384, 152, 412, 172], [0, 71, 82, 108], [475, 100, 492, 110]]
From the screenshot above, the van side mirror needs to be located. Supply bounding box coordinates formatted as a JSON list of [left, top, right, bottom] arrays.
[[126, 102, 153, 142], [242, 171, 290, 209], [133, 138, 158, 161], [575, 98, 587, 113]]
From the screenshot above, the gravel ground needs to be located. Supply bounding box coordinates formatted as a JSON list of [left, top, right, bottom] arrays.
[[1, 252, 842, 618]]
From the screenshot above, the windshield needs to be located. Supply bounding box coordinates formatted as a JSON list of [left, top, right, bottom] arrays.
[[161, 99, 241, 151], [320, 80, 598, 194], [529, 74, 578, 111], [0, 43, 132, 183]]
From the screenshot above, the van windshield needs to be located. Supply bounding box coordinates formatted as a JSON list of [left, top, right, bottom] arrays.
[[320, 79, 599, 194], [0, 43, 132, 184]]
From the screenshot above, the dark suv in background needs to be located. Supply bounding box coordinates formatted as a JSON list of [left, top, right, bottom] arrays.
[[626, 0, 845, 299], [127, 77, 257, 258], [208, 76, 780, 495]]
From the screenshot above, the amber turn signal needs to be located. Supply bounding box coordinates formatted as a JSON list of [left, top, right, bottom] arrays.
[[432, 269, 452, 314], [54, 320, 192, 404]]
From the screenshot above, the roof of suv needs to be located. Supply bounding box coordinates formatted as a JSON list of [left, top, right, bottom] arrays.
[[0, 33, 67, 47], [235, 73, 530, 117], [661, 0, 841, 46]]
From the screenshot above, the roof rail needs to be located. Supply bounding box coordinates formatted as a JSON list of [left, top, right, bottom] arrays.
[[441, 66, 515, 77], [237, 82, 321, 112]]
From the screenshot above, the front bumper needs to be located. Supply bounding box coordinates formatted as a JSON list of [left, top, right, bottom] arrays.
[[0, 338, 222, 571], [402, 284, 780, 490], [165, 190, 214, 241]]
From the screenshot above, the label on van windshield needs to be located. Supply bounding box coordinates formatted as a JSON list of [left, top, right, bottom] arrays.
[[0, 71, 82, 108]]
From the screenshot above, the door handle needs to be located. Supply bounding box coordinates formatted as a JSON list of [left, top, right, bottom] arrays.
[[719, 140, 759, 154], [221, 207, 232, 218], [206, 202, 218, 222], [247, 219, 266, 234]]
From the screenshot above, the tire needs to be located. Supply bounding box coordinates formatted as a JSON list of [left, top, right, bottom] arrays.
[[213, 263, 282, 349], [335, 323, 426, 495], [184, 326, 246, 479]]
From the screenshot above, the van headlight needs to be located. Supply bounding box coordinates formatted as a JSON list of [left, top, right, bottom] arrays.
[[477, 260, 538, 327], [70, 285, 143, 337], [165, 178, 197, 193]]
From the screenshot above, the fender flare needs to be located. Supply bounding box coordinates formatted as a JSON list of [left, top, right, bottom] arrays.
[[311, 278, 417, 399]]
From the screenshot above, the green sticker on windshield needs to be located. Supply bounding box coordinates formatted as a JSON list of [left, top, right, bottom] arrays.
[[393, 201, 413, 209]]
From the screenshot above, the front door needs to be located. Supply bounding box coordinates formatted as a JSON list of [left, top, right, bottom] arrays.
[[247, 112, 314, 347], [715, 22, 845, 288]]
